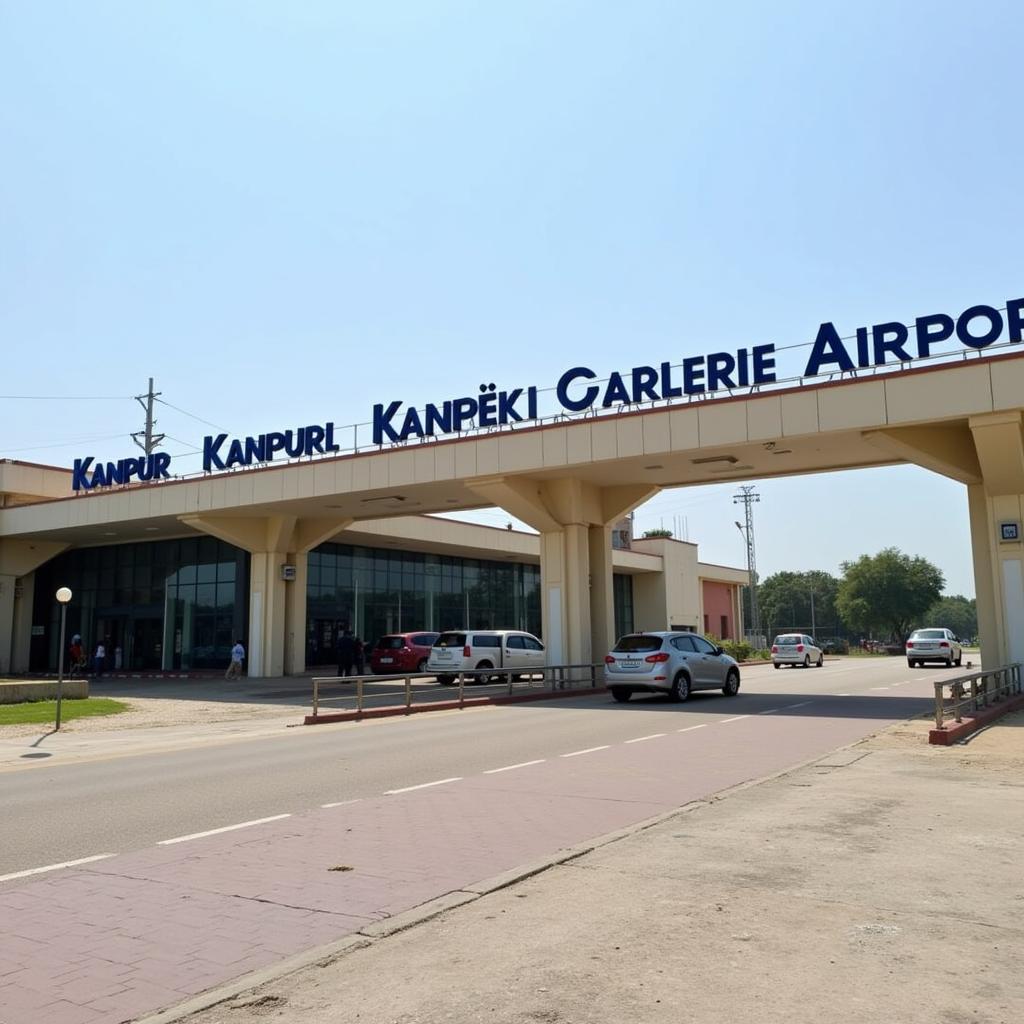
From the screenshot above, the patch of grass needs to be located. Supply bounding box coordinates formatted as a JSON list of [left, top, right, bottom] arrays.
[[0, 697, 129, 726]]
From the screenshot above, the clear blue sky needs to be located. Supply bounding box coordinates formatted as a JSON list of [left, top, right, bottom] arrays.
[[3, 1, 1021, 597]]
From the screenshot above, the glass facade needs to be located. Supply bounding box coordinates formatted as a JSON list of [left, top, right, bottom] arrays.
[[306, 542, 542, 665], [29, 535, 638, 673], [31, 537, 249, 672]]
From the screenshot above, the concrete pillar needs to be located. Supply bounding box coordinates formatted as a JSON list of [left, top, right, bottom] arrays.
[[967, 413, 1024, 667], [588, 524, 615, 663], [0, 540, 68, 676], [469, 476, 657, 666], [180, 514, 351, 678], [284, 551, 308, 676], [12, 571, 35, 673], [0, 574, 15, 675]]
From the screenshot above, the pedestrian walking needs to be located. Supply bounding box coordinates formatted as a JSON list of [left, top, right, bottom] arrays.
[[336, 628, 355, 677], [225, 639, 245, 679], [68, 638, 84, 679], [93, 641, 106, 677]]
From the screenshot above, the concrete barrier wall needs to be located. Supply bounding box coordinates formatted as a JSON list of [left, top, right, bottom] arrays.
[[0, 680, 89, 704]]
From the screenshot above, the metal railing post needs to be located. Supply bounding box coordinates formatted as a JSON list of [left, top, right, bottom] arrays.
[[357, 676, 364, 714], [507, 669, 513, 696], [458, 672, 465, 707], [405, 675, 412, 713], [934, 682, 944, 729], [953, 681, 963, 723], [313, 677, 319, 719]]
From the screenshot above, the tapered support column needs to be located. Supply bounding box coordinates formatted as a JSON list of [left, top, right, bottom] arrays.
[[0, 540, 68, 675], [469, 476, 657, 667], [181, 514, 352, 678]]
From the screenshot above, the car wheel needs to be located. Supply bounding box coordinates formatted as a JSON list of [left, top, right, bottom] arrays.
[[907, 660, 915, 669], [475, 660, 494, 684], [417, 658, 428, 673], [437, 674, 455, 685], [773, 662, 781, 670], [816, 654, 824, 667], [954, 652, 962, 667], [722, 669, 740, 697], [802, 655, 810, 668], [669, 672, 690, 702], [611, 687, 632, 703]]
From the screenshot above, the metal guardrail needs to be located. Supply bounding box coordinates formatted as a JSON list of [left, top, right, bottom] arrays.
[[933, 663, 1022, 728], [311, 663, 604, 719]]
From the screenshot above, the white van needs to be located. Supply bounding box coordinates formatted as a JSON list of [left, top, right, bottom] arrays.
[[428, 630, 546, 683]]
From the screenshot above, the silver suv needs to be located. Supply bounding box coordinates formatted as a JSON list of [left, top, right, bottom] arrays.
[[604, 632, 741, 703]]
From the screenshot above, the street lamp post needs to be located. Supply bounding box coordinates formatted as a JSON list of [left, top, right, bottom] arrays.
[[55, 587, 72, 731]]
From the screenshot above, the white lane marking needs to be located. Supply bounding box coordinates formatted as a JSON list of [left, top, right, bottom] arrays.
[[677, 724, 708, 732], [869, 687, 889, 691], [158, 814, 292, 845], [560, 745, 611, 758], [0, 853, 116, 883], [321, 798, 362, 809], [782, 701, 813, 709], [758, 708, 780, 715], [385, 777, 462, 795], [720, 715, 750, 724], [625, 733, 666, 744], [483, 759, 546, 774], [835, 693, 852, 697]]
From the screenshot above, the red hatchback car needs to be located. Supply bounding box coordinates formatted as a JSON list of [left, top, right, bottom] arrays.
[[370, 632, 440, 674]]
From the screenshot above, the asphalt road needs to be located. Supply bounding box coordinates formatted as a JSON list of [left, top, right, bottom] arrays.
[[0, 657, 943, 879]]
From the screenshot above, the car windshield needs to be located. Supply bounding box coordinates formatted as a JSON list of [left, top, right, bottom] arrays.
[[912, 629, 946, 640], [775, 635, 801, 644], [434, 632, 466, 647], [375, 636, 404, 650], [613, 635, 663, 653]]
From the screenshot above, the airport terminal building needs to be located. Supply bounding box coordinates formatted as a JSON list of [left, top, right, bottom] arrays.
[[0, 459, 747, 676]]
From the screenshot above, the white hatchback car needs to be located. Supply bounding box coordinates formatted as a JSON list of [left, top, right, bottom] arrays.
[[771, 633, 824, 669], [906, 628, 962, 668]]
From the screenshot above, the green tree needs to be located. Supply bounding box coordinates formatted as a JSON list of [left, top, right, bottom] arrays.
[[836, 548, 944, 641], [757, 570, 841, 638], [921, 595, 976, 640]]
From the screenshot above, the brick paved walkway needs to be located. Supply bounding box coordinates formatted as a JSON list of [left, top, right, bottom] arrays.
[[0, 706, 912, 1024]]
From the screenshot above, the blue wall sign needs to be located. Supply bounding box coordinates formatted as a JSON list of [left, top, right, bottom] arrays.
[[72, 297, 1024, 491]]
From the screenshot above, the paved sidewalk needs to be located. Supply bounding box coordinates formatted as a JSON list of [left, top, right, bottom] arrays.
[[180, 714, 1024, 1024]]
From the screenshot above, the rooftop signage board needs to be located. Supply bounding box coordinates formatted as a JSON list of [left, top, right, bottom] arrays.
[[71, 296, 1023, 491]]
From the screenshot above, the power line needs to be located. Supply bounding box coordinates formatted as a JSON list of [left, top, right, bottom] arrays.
[[0, 394, 130, 401], [1, 432, 125, 454], [154, 398, 231, 433]]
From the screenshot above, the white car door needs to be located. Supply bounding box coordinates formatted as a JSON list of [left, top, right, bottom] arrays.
[[522, 634, 546, 670], [503, 634, 525, 672]]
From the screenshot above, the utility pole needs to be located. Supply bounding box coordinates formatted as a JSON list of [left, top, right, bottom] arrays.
[[733, 485, 762, 644], [132, 377, 165, 455]]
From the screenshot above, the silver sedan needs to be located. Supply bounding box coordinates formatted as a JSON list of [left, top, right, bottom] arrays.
[[604, 631, 741, 703]]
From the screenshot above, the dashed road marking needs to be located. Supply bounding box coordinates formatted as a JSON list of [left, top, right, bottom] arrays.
[[835, 693, 852, 697], [483, 759, 546, 774], [0, 854, 116, 883], [625, 733, 666, 744], [758, 708, 780, 715], [158, 814, 292, 845], [561, 745, 611, 758], [385, 777, 462, 795], [321, 799, 363, 809], [869, 687, 889, 691], [782, 701, 814, 710], [677, 724, 708, 732], [720, 715, 750, 724]]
